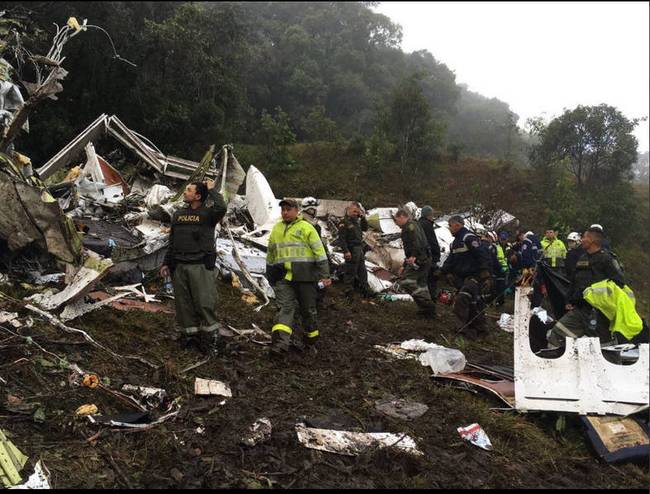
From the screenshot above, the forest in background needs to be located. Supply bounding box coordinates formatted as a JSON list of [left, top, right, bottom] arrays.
[[0, 1, 530, 165]]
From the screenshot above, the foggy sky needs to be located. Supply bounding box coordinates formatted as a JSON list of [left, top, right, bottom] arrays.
[[374, 1, 649, 153]]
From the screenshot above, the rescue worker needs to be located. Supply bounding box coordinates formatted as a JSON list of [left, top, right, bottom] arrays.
[[301, 196, 332, 307], [480, 231, 500, 303], [266, 199, 331, 355], [393, 209, 437, 318], [564, 231, 583, 280], [494, 231, 509, 306], [337, 201, 370, 298], [540, 228, 567, 272], [160, 180, 227, 354], [547, 227, 625, 349], [590, 224, 611, 251], [417, 205, 441, 301], [440, 216, 492, 336]]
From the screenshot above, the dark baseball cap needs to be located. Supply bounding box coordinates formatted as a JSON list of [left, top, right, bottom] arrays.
[[279, 198, 299, 208]]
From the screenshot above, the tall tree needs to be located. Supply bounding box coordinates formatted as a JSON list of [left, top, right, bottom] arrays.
[[530, 104, 639, 187]]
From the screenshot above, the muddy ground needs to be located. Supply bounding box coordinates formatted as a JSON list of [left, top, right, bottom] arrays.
[[0, 279, 648, 489]]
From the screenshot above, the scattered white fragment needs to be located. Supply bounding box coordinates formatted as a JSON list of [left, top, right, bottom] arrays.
[[457, 423, 493, 451], [241, 417, 272, 447], [295, 423, 423, 457], [9, 460, 51, 489], [400, 339, 443, 352], [195, 426, 206, 435], [418, 347, 466, 375], [0, 312, 19, 324], [531, 307, 552, 324], [497, 313, 514, 333], [373, 344, 418, 360], [121, 385, 167, 407], [194, 378, 232, 397]]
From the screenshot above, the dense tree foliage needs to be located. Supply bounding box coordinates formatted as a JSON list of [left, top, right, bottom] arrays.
[[529, 104, 641, 242], [530, 104, 639, 187], [0, 1, 529, 167]]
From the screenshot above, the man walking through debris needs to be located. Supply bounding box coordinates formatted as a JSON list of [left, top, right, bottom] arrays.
[[418, 205, 441, 303], [338, 201, 371, 298], [266, 199, 331, 355], [547, 227, 626, 349], [393, 209, 437, 318], [160, 180, 227, 354], [440, 216, 492, 336]]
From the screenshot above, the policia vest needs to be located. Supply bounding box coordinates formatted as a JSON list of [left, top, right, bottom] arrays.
[[164, 189, 227, 266]]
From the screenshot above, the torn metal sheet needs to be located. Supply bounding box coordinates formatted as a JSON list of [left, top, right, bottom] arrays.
[[88, 291, 173, 314], [514, 287, 650, 415], [295, 423, 423, 457], [37, 115, 210, 181], [194, 378, 232, 397], [245, 165, 280, 231], [0, 172, 82, 264], [26, 257, 113, 311], [431, 368, 515, 408], [366, 207, 400, 234], [59, 292, 129, 322]]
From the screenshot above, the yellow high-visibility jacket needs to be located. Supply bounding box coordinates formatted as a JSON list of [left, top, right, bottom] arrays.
[[583, 279, 643, 341], [541, 238, 567, 268], [266, 215, 329, 282]]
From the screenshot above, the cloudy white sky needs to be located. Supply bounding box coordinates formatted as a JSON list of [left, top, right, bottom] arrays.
[[374, 1, 649, 153]]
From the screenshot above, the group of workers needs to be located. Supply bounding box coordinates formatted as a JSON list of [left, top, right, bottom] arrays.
[[160, 181, 644, 357]]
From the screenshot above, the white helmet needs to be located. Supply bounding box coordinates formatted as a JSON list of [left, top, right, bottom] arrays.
[[567, 232, 581, 242], [524, 231, 534, 238], [301, 196, 319, 209], [590, 223, 603, 232]]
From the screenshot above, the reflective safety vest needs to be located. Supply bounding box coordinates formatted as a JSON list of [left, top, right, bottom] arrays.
[[583, 279, 643, 341], [495, 244, 507, 271], [541, 238, 567, 268], [267, 215, 329, 282]]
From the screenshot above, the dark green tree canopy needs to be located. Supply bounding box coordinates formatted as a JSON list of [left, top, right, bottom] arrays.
[[530, 104, 639, 187]]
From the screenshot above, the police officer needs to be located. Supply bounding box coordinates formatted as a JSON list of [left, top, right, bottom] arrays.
[[393, 209, 437, 318], [547, 227, 625, 349], [266, 199, 331, 355], [418, 205, 441, 302], [160, 180, 227, 354], [440, 216, 492, 337], [338, 201, 370, 298]]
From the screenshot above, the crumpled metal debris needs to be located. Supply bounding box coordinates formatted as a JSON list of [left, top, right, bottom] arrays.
[[295, 422, 423, 457]]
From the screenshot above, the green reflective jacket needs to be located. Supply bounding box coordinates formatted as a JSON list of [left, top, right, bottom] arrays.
[[267, 215, 329, 282], [583, 279, 643, 341]]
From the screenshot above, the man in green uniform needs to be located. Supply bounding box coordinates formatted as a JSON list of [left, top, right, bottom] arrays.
[[266, 199, 331, 355], [337, 201, 370, 298], [547, 227, 625, 349], [160, 180, 226, 354], [393, 209, 437, 318]]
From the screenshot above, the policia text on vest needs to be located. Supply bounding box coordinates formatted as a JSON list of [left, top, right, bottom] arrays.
[[161, 180, 227, 350]]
